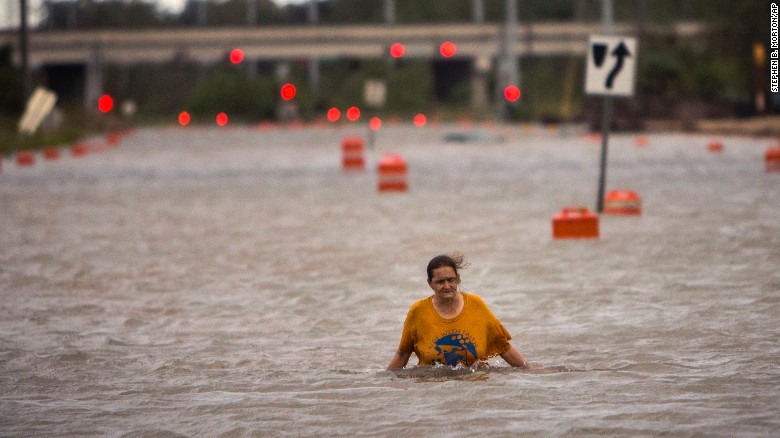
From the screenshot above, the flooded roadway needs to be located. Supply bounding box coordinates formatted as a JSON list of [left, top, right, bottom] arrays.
[[1, 123, 779, 436]]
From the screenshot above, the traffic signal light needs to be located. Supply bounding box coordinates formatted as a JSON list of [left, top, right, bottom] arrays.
[[504, 85, 521, 102], [230, 48, 244, 64], [280, 83, 297, 100], [178, 111, 191, 126], [439, 41, 457, 58], [98, 94, 114, 113], [389, 43, 406, 59], [327, 108, 341, 122], [346, 106, 360, 122]]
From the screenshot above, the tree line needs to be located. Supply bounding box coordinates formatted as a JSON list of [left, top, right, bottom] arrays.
[[1, 1, 773, 125], [37, 0, 745, 29]]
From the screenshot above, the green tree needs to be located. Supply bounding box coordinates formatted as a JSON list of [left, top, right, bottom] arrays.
[[326, 0, 384, 23], [386, 61, 433, 112], [42, 0, 175, 29], [188, 69, 277, 120], [396, 0, 470, 23], [0, 46, 22, 114]]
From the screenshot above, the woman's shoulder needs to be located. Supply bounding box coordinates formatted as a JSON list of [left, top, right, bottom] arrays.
[[461, 292, 489, 307], [409, 296, 433, 312], [412, 296, 433, 308]]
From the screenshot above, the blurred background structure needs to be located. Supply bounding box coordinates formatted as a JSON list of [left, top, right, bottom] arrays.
[[0, 0, 777, 152]]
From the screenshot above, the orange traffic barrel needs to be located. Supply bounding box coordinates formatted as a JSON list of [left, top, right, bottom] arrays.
[[258, 121, 278, 131], [341, 136, 365, 171], [765, 146, 780, 172], [707, 139, 723, 153], [106, 132, 121, 147], [43, 147, 61, 161], [71, 143, 89, 157], [603, 190, 642, 215], [583, 132, 602, 144], [552, 207, 599, 239], [377, 154, 408, 192], [15, 151, 36, 167]]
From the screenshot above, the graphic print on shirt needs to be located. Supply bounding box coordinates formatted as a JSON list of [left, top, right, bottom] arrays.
[[430, 330, 478, 366]]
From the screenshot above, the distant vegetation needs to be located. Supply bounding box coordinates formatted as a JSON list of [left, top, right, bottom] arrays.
[[0, 0, 774, 153], [34, 0, 757, 28]]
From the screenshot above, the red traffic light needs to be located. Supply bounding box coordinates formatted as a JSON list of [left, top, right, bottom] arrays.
[[439, 41, 457, 58], [281, 83, 297, 101], [178, 111, 191, 126], [98, 94, 114, 113], [413, 113, 427, 127], [346, 106, 361, 122], [369, 116, 382, 131], [216, 112, 228, 126], [504, 85, 521, 102], [389, 43, 406, 59], [230, 48, 244, 64], [327, 107, 341, 122]]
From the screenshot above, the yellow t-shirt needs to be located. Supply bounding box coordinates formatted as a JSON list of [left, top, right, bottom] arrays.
[[398, 292, 513, 367]]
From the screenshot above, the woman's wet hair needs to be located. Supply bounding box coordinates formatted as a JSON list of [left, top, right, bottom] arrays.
[[426, 254, 468, 282]]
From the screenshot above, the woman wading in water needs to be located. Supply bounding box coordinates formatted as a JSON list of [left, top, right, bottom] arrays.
[[387, 254, 531, 370]]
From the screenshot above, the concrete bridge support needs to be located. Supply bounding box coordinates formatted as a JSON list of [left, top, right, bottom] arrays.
[[308, 58, 319, 98], [470, 56, 491, 111], [84, 44, 103, 113]]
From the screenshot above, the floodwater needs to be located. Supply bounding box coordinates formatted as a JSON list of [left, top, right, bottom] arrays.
[[1, 123, 778, 437]]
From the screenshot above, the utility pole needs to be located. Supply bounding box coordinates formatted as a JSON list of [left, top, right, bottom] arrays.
[[497, 0, 519, 121], [246, 0, 257, 77], [245, 0, 256, 27], [307, 0, 319, 95], [19, 0, 31, 99], [471, 0, 490, 111], [384, 0, 395, 24], [472, 0, 484, 23], [197, 0, 207, 27], [307, 0, 318, 24]]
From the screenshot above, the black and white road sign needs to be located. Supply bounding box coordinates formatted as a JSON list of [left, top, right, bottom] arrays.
[[585, 35, 637, 97]]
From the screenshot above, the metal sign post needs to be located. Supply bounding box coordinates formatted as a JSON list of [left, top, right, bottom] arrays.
[[585, 0, 637, 213], [596, 98, 612, 213]]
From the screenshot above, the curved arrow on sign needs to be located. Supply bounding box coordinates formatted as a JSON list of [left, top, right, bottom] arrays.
[[605, 42, 631, 89]]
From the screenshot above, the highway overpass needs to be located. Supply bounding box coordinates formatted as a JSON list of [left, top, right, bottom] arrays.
[[1, 21, 704, 65], [0, 21, 704, 112]]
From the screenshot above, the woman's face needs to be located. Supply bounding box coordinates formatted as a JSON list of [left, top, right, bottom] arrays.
[[428, 266, 460, 300]]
